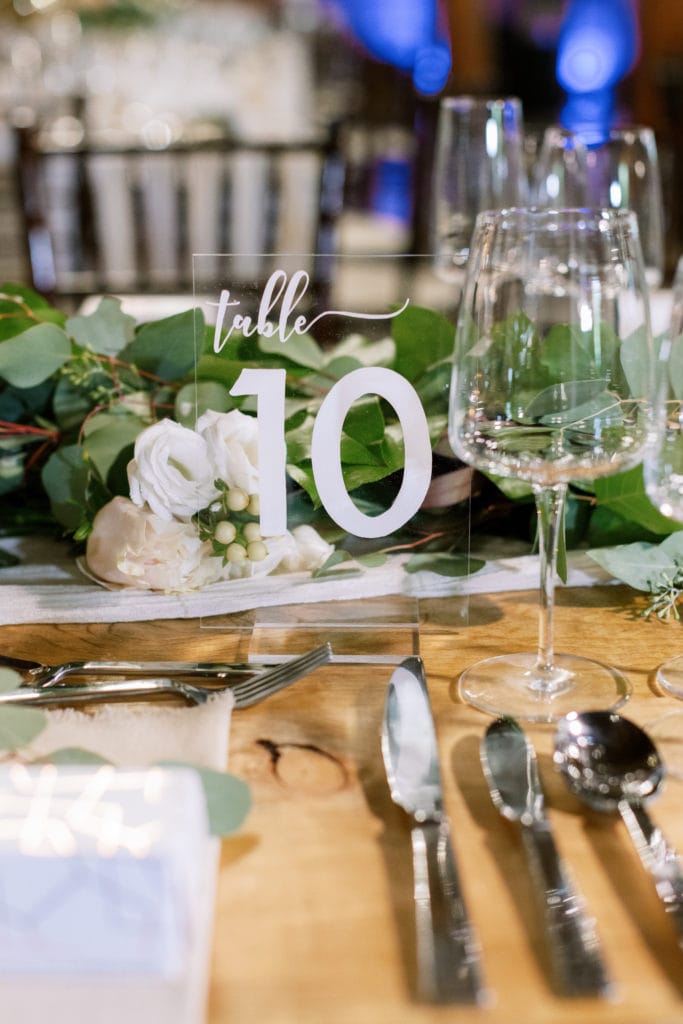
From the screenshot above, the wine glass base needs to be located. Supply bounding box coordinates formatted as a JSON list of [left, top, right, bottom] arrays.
[[458, 652, 631, 723], [655, 656, 683, 699]]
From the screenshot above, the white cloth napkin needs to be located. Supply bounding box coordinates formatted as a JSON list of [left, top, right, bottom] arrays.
[[0, 535, 615, 626]]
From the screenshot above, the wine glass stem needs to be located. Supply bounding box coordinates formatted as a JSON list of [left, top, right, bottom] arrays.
[[534, 484, 566, 685]]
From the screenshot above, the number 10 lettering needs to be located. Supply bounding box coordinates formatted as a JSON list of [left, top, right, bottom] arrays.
[[230, 367, 432, 539]]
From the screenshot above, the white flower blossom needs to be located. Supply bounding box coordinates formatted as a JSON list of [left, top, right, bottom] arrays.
[[271, 525, 334, 574], [197, 408, 260, 496], [127, 419, 218, 521], [86, 496, 220, 592]]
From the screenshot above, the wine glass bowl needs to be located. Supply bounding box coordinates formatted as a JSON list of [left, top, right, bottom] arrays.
[[532, 125, 666, 288], [643, 256, 683, 697], [430, 96, 527, 282], [449, 207, 655, 721]]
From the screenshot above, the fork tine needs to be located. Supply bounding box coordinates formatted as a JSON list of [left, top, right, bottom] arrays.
[[232, 643, 332, 709]]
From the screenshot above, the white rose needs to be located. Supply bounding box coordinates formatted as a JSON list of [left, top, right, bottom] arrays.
[[271, 525, 334, 574], [196, 409, 259, 496], [85, 496, 222, 592], [127, 419, 218, 521]]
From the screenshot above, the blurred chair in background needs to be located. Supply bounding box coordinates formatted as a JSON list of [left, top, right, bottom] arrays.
[[14, 122, 343, 308]]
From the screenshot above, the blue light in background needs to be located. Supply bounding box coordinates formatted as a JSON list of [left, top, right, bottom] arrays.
[[326, 0, 451, 95], [556, 0, 639, 142]]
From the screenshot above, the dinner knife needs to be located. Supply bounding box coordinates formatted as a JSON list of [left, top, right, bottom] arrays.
[[481, 716, 613, 999], [381, 656, 487, 1005]]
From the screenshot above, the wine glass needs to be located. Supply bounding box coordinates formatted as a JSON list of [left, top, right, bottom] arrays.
[[533, 125, 666, 289], [448, 207, 655, 722], [430, 96, 527, 283], [643, 255, 683, 697]]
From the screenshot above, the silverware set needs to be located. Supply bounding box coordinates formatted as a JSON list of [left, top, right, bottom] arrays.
[[0, 644, 332, 710], [2, 644, 680, 1005], [381, 658, 683, 1006]]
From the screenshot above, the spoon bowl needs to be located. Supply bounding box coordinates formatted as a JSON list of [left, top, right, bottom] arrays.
[[553, 710, 664, 813], [554, 710, 683, 947]]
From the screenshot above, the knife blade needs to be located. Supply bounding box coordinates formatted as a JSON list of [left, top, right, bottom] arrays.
[[381, 656, 487, 1005], [481, 716, 613, 999]]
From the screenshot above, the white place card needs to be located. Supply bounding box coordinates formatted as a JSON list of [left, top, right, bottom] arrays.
[[0, 764, 217, 1024]]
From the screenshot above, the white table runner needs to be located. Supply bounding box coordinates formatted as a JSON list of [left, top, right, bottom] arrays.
[[0, 534, 615, 625]]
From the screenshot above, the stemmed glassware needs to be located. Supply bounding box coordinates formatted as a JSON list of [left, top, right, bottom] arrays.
[[448, 207, 656, 722], [532, 125, 666, 289], [643, 256, 683, 697], [430, 96, 527, 283]]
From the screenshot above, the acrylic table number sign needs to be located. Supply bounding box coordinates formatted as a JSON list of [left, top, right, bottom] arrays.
[[191, 253, 472, 658]]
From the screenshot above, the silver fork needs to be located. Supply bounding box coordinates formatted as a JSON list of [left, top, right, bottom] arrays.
[[0, 651, 297, 689], [0, 643, 332, 710]]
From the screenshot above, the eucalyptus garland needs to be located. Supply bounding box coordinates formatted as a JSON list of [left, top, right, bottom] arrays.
[[0, 283, 679, 597]]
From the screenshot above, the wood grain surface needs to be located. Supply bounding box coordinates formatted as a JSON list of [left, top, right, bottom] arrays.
[[3, 584, 683, 1024]]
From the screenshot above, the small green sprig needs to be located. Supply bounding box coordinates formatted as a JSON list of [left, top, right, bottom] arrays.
[[642, 569, 683, 620]]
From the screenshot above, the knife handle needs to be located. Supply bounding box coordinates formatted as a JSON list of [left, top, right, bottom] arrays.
[[410, 819, 486, 1005], [521, 821, 612, 998], [619, 801, 683, 945]]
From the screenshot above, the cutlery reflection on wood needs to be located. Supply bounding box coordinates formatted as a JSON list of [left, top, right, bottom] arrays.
[[481, 716, 613, 999], [381, 657, 488, 1006]]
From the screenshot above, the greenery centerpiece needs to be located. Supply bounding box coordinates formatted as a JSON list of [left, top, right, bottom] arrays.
[[0, 283, 679, 605]]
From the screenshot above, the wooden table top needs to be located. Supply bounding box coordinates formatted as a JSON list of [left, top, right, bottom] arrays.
[[3, 583, 683, 1024]]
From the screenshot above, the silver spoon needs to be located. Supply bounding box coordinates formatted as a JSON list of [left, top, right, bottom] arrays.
[[554, 710, 683, 946]]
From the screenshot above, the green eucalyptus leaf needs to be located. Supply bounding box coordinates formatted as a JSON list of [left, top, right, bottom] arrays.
[[41, 443, 90, 531], [523, 380, 610, 421], [321, 355, 363, 380], [340, 435, 383, 466], [82, 413, 145, 481], [0, 705, 47, 750], [0, 316, 34, 341], [121, 309, 203, 380], [342, 396, 385, 445], [586, 540, 677, 591], [355, 551, 388, 567], [0, 669, 22, 694], [287, 461, 319, 506], [0, 323, 70, 387], [404, 552, 485, 576], [342, 463, 398, 492], [392, 305, 454, 382], [66, 297, 136, 356], [586, 504, 664, 547], [659, 531, 683, 561], [259, 329, 324, 369], [52, 376, 97, 431], [541, 321, 619, 381], [158, 761, 251, 836], [312, 549, 354, 576], [539, 392, 623, 428], [47, 747, 112, 765], [593, 465, 680, 537], [620, 324, 653, 399], [0, 283, 53, 311], [667, 333, 683, 400], [175, 380, 233, 426]]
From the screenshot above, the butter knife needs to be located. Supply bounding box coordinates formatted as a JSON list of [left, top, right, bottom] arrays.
[[381, 656, 487, 1005], [481, 716, 613, 999]]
